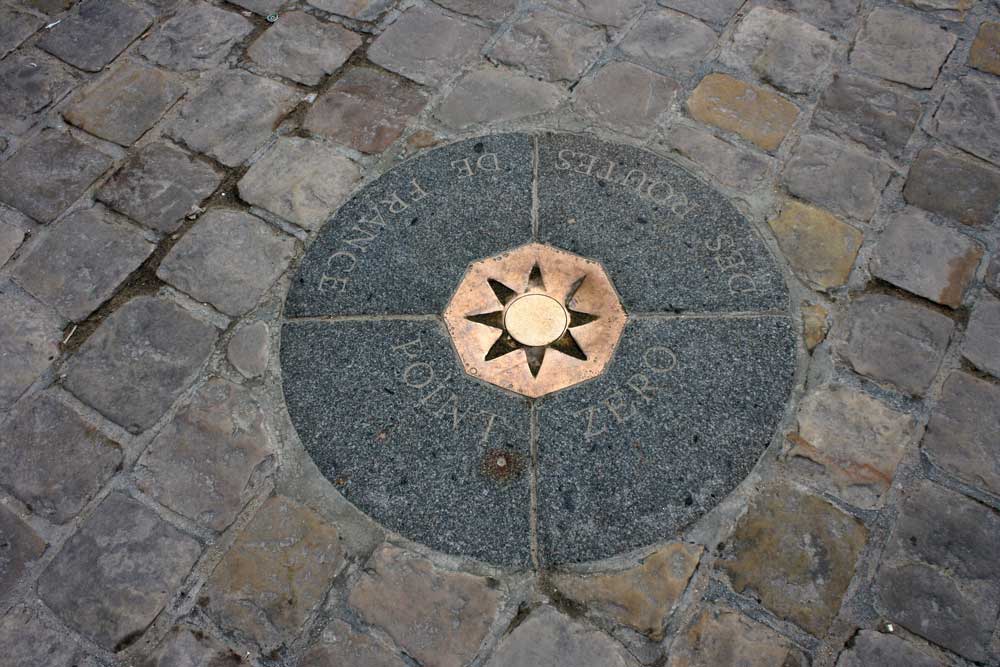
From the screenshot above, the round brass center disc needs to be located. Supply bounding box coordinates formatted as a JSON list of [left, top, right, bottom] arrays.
[[504, 294, 569, 347]]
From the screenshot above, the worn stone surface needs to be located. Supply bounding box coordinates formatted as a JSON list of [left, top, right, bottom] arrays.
[[988, 254, 1000, 296], [850, 8, 956, 89], [63, 296, 217, 433], [902, 145, 1000, 226], [166, 70, 299, 167], [783, 134, 891, 221], [767, 0, 862, 32], [620, 9, 717, 79], [687, 73, 800, 152], [667, 605, 808, 667], [238, 137, 361, 231], [900, 0, 973, 21], [802, 302, 829, 350], [157, 209, 295, 317], [12, 207, 154, 321], [227, 322, 269, 379], [203, 496, 344, 650], [575, 62, 678, 138], [877, 480, 1000, 662], [970, 21, 1000, 76], [300, 619, 407, 667], [37, 0, 151, 72], [248, 11, 361, 86], [306, 0, 395, 21], [350, 545, 501, 667], [139, 3, 253, 72], [0, 129, 113, 224], [550, 543, 702, 639], [768, 199, 863, 291], [139, 627, 245, 667], [813, 73, 922, 158], [658, 0, 742, 25], [0, 6, 43, 58], [0, 52, 78, 136], [788, 385, 918, 508], [25, 0, 75, 13], [0, 216, 26, 268], [0, 286, 62, 411], [137, 379, 271, 532], [436, 67, 567, 129], [546, 0, 644, 27], [719, 484, 868, 635], [963, 293, 1000, 379], [227, 0, 283, 15], [661, 124, 771, 192], [0, 504, 46, 598], [38, 492, 201, 651], [835, 294, 953, 396], [0, 393, 121, 524], [871, 208, 983, 308], [98, 142, 223, 234], [368, 6, 490, 86], [435, 0, 515, 21], [835, 630, 944, 667], [931, 74, 1000, 168], [489, 10, 607, 83], [0, 604, 91, 667]]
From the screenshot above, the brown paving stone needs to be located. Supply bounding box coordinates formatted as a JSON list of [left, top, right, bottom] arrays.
[[0, 504, 46, 599], [970, 21, 1000, 76], [37, 0, 152, 73], [902, 145, 1000, 227], [306, 0, 395, 21], [662, 125, 771, 192], [931, 74, 1000, 168], [139, 626, 246, 667], [0, 604, 90, 667], [768, 200, 862, 291], [435, 66, 567, 129], [719, 484, 868, 635], [0, 285, 63, 411], [349, 544, 501, 667], [575, 62, 679, 138], [835, 630, 944, 667], [620, 9, 717, 79], [784, 135, 891, 221], [490, 10, 607, 83], [301, 619, 407, 667], [0, 6, 43, 58], [667, 604, 808, 667], [0, 52, 78, 136], [546, 0, 644, 27], [227, 322, 269, 379], [962, 292, 1000, 379], [687, 73, 799, 152], [850, 8, 956, 89], [802, 302, 829, 350], [248, 11, 361, 86], [139, 3, 253, 72]]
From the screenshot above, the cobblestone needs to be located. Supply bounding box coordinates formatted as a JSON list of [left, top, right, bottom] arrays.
[[300, 619, 407, 667], [0, 52, 78, 136], [931, 74, 1000, 168], [661, 124, 771, 192], [489, 10, 607, 83], [902, 144, 1000, 226], [0, 286, 63, 411], [248, 11, 361, 87], [667, 605, 808, 667], [0, 504, 45, 599], [575, 62, 679, 138], [139, 3, 253, 72], [768, 199, 863, 291], [767, 0, 861, 32], [436, 67, 567, 129], [0, 7, 43, 59], [37, 0, 152, 73], [0, 604, 90, 667], [962, 293, 1000, 379], [850, 8, 956, 89], [687, 73, 800, 151], [620, 9, 717, 80], [227, 321, 270, 379], [139, 626, 245, 667], [970, 21, 1000, 76], [835, 630, 945, 667]]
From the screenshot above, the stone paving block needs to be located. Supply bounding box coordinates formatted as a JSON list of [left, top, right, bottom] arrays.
[[931, 74, 1000, 168], [687, 73, 799, 152], [39, 492, 201, 651], [0, 129, 113, 224], [301, 619, 407, 667], [813, 74, 922, 159], [306, 0, 395, 21], [37, 0, 152, 72], [237, 136, 361, 231], [620, 9, 716, 80], [202, 496, 344, 650], [877, 480, 1000, 662], [783, 134, 891, 221], [12, 207, 154, 321], [718, 484, 867, 635], [0, 393, 121, 524], [923, 371, 1000, 495], [768, 199, 863, 291], [546, 0, 644, 27], [349, 544, 501, 667], [434, 0, 515, 22], [658, 0, 742, 25], [970, 21, 1000, 76], [248, 11, 361, 86], [63, 61, 184, 146], [436, 66, 567, 129], [304, 66, 428, 154], [0, 52, 78, 136], [97, 142, 223, 234], [836, 630, 944, 667], [167, 70, 299, 167], [661, 124, 771, 192], [667, 605, 808, 667], [834, 294, 953, 396], [0, 217, 26, 268], [63, 295, 217, 433], [850, 8, 956, 89], [489, 9, 607, 83], [870, 208, 982, 308], [157, 209, 296, 316], [0, 504, 46, 598], [0, 286, 62, 411], [902, 145, 1000, 226], [368, 6, 490, 86], [550, 542, 702, 639], [788, 385, 917, 509], [576, 62, 678, 138], [139, 626, 245, 667], [137, 378, 271, 532], [767, 0, 862, 32], [227, 321, 269, 378], [899, 0, 973, 21], [0, 6, 43, 58], [485, 606, 639, 667], [139, 3, 253, 72], [25, 0, 75, 14], [0, 604, 90, 667], [963, 293, 1000, 379]]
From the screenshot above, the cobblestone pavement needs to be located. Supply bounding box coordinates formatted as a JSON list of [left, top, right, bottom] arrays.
[[1, 0, 1000, 665]]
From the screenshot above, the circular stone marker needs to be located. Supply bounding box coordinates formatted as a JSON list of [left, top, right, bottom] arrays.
[[281, 133, 797, 568]]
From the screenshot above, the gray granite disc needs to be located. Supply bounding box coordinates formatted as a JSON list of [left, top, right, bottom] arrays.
[[281, 133, 796, 568]]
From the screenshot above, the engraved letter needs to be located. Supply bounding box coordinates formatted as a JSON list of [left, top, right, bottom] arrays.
[[728, 274, 757, 294], [344, 225, 378, 252], [705, 233, 732, 253], [478, 411, 499, 443], [575, 405, 608, 440], [317, 274, 349, 293], [626, 373, 658, 403], [403, 362, 434, 389], [433, 393, 472, 430], [604, 389, 638, 424], [391, 337, 423, 359], [476, 153, 500, 172], [644, 346, 677, 373], [715, 251, 746, 273], [452, 158, 474, 179], [646, 180, 675, 205], [556, 149, 573, 170], [621, 169, 647, 192], [325, 250, 357, 273], [409, 178, 430, 202], [574, 152, 599, 176], [380, 192, 409, 214]]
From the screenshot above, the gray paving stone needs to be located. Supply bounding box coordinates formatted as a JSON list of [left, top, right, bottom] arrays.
[[0, 218, 26, 268], [157, 209, 296, 316], [667, 605, 809, 667], [436, 66, 567, 129], [139, 626, 245, 667], [902, 145, 1000, 227], [546, 0, 644, 27], [37, 0, 152, 72], [834, 294, 953, 396], [661, 124, 771, 192], [0, 286, 63, 411], [227, 0, 283, 15], [931, 74, 1000, 169], [63, 295, 217, 433], [658, 0, 742, 25], [63, 61, 184, 146], [878, 480, 1000, 662], [248, 11, 361, 86], [987, 254, 1000, 296], [0, 52, 78, 136], [38, 492, 201, 651], [870, 208, 983, 308], [489, 10, 607, 83], [923, 371, 1000, 496], [850, 7, 956, 89], [304, 66, 428, 154], [166, 70, 299, 167], [227, 321, 269, 378], [0, 129, 113, 224], [575, 61, 679, 138], [0, 6, 43, 58], [368, 6, 490, 86], [813, 74, 922, 159], [0, 503, 45, 599], [306, 0, 394, 21], [963, 293, 1000, 378], [97, 142, 223, 234], [237, 136, 361, 230], [835, 631, 944, 667], [0, 393, 121, 524], [766, 0, 862, 31], [12, 207, 154, 321], [783, 134, 891, 221], [0, 604, 90, 667], [619, 9, 716, 79], [301, 619, 407, 667], [24, 0, 75, 14], [434, 0, 515, 22], [486, 607, 638, 667], [139, 3, 253, 72]]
